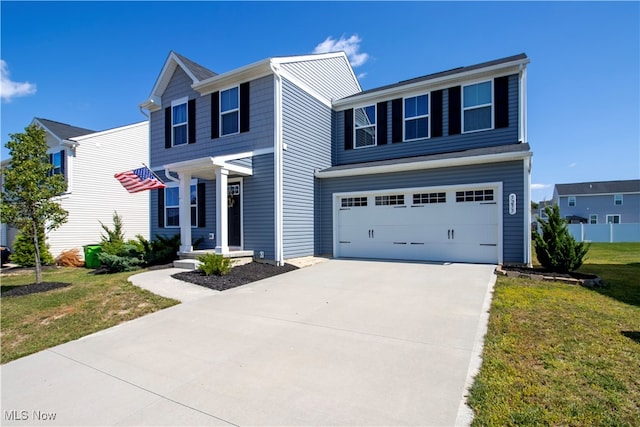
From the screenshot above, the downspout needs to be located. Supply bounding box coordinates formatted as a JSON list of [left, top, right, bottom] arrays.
[[270, 62, 284, 266]]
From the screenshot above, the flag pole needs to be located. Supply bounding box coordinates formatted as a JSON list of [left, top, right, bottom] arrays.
[[142, 163, 165, 184]]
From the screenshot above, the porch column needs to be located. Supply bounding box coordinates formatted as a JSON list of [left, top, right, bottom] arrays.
[[215, 168, 229, 254], [178, 172, 193, 253]]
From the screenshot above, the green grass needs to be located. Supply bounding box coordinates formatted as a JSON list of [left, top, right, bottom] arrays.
[[468, 243, 640, 426], [1, 267, 179, 363]]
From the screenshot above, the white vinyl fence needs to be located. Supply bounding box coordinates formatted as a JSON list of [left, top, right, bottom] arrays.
[[568, 223, 640, 243]]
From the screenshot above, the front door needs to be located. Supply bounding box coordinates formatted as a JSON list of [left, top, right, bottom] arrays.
[[227, 183, 241, 247]]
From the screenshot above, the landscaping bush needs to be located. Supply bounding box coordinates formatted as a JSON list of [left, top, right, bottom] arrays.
[[97, 212, 144, 273], [56, 248, 85, 267], [533, 204, 589, 273], [136, 233, 180, 266], [197, 253, 231, 276], [11, 227, 54, 267]]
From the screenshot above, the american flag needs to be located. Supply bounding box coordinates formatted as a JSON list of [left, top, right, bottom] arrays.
[[114, 166, 166, 193]]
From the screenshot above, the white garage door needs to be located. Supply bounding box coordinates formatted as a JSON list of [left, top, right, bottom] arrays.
[[335, 185, 500, 264]]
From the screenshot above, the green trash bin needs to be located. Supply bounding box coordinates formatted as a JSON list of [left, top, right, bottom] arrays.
[[84, 245, 102, 269]]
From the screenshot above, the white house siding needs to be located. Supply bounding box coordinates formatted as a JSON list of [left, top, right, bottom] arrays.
[[46, 122, 150, 258]]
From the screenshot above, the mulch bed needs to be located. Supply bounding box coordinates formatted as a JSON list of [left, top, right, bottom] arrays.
[[172, 262, 299, 291], [1, 281, 71, 298], [497, 265, 602, 287]]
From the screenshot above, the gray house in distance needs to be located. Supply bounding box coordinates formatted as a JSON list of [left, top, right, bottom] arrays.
[[140, 51, 532, 266]]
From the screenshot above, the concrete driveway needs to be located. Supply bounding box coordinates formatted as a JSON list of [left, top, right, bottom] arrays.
[[1, 260, 496, 426]]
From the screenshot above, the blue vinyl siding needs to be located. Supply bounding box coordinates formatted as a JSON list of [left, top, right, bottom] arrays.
[[150, 70, 274, 169], [317, 160, 527, 263], [243, 153, 276, 260], [281, 78, 333, 258], [560, 193, 640, 224], [335, 74, 520, 165]]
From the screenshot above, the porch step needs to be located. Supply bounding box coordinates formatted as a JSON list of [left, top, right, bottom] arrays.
[[178, 250, 254, 259], [173, 259, 201, 270]]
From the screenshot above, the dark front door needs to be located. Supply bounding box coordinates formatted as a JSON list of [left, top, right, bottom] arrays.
[[228, 183, 241, 247]]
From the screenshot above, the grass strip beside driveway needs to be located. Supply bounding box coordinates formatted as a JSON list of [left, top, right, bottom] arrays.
[[1, 267, 178, 364], [468, 243, 640, 426]]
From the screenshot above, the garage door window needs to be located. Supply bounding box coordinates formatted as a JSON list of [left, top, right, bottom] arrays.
[[341, 197, 368, 207], [375, 194, 404, 206], [456, 189, 494, 202], [413, 192, 446, 204]]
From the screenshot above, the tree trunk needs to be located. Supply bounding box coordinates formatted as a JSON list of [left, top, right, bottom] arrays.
[[32, 222, 42, 284]]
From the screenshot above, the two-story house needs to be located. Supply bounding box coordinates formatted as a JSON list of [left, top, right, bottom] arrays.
[[141, 51, 532, 266], [1, 118, 151, 259]]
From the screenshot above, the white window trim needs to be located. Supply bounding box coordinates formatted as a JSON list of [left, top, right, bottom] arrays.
[[614, 194, 623, 205], [220, 86, 240, 137], [171, 96, 189, 147], [589, 214, 598, 224], [568, 196, 576, 207], [403, 93, 430, 142], [353, 104, 377, 149], [462, 79, 494, 134], [606, 214, 621, 224], [164, 179, 198, 229]]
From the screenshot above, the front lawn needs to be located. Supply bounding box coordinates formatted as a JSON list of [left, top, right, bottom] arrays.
[[1, 267, 178, 363], [468, 243, 640, 426]]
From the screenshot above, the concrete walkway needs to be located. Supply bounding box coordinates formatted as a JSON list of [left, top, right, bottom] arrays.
[[1, 260, 496, 426]]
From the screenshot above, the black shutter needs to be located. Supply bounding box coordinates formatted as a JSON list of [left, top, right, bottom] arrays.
[[240, 82, 250, 133], [344, 109, 353, 150], [448, 86, 461, 135], [188, 99, 196, 144], [211, 92, 219, 139], [165, 107, 172, 148], [391, 98, 403, 143], [197, 183, 206, 228], [431, 90, 443, 138], [376, 101, 388, 145], [494, 76, 509, 129], [157, 189, 165, 228]]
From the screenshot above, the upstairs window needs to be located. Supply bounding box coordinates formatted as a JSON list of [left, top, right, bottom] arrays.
[[404, 94, 429, 141], [463, 81, 493, 132], [354, 105, 376, 148], [220, 86, 239, 136], [49, 151, 65, 176], [172, 98, 188, 146], [614, 194, 623, 205], [568, 196, 576, 207]]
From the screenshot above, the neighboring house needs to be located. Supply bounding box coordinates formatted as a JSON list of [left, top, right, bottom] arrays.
[[1, 118, 151, 258], [140, 51, 532, 266], [532, 200, 553, 231], [553, 180, 640, 225], [552, 179, 640, 242]]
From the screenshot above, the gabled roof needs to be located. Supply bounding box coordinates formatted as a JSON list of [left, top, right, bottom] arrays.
[[555, 179, 640, 196], [33, 118, 96, 141], [141, 51, 217, 111], [334, 53, 529, 107]]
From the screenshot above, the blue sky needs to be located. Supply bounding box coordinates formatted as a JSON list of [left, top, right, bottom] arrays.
[[1, 1, 638, 202]]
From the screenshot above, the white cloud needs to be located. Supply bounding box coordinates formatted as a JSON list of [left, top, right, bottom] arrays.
[[313, 34, 369, 67], [568, 162, 577, 168], [0, 59, 37, 102], [531, 183, 552, 190]]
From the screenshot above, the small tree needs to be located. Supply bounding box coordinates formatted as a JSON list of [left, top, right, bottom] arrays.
[[533, 204, 589, 273], [1, 124, 68, 283]]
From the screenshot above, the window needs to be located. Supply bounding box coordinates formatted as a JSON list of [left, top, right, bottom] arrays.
[[341, 197, 367, 207], [49, 151, 64, 176], [354, 105, 376, 148], [456, 189, 494, 202], [589, 214, 598, 224], [568, 196, 576, 207], [172, 98, 188, 146], [375, 194, 404, 206], [606, 214, 621, 224], [220, 86, 239, 136], [165, 184, 197, 227], [404, 94, 429, 140], [614, 194, 623, 205], [463, 81, 492, 132], [413, 192, 446, 204]]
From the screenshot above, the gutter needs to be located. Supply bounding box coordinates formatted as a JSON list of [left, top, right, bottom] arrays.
[[270, 61, 284, 266]]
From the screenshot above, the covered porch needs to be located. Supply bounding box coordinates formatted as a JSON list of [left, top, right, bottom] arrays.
[[163, 153, 253, 258]]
